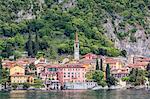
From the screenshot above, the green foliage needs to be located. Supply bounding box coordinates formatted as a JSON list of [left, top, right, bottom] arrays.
[[11, 83, 18, 90], [122, 77, 130, 82], [32, 78, 44, 88], [106, 76, 118, 87], [14, 51, 22, 60], [106, 64, 110, 80], [86, 70, 106, 86], [96, 59, 99, 70], [29, 63, 36, 70], [128, 68, 147, 86], [105, 63, 117, 87], [117, 32, 129, 40], [146, 63, 150, 82], [100, 59, 103, 71], [146, 63, 150, 71], [92, 70, 104, 83], [120, 50, 127, 57], [0, 0, 123, 59], [1, 0, 150, 58], [22, 83, 30, 89], [130, 35, 137, 42], [0, 68, 9, 88], [0, 58, 2, 80], [26, 31, 34, 57]]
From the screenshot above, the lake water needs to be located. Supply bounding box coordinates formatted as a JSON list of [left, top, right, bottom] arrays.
[[0, 89, 150, 99]]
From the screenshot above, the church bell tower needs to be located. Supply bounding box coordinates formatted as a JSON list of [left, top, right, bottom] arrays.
[[74, 32, 79, 60]]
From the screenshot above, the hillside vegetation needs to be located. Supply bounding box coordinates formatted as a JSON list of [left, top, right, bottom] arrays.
[[0, 0, 150, 59]]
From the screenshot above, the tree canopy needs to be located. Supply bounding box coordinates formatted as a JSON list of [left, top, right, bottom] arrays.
[[1, 0, 150, 59]]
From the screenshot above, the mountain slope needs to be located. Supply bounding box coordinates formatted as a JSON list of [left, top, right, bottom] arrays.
[[0, 0, 150, 58]]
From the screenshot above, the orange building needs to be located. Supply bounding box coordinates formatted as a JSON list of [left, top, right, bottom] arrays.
[[103, 57, 124, 70], [10, 65, 34, 84]]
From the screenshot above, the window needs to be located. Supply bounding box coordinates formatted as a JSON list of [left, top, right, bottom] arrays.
[[68, 73, 70, 77], [64, 73, 66, 77]]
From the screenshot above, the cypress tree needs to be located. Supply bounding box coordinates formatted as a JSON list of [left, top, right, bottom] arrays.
[[146, 63, 150, 71], [27, 29, 34, 57], [100, 58, 103, 71], [106, 64, 110, 80], [34, 31, 39, 56], [96, 59, 99, 70], [0, 58, 2, 80]]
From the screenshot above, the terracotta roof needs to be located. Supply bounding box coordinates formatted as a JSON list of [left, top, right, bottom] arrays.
[[35, 63, 48, 67], [82, 53, 97, 58], [45, 63, 85, 68], [127, 62, 148, 69], [104, 57, 122, 64], [79, 58, 96, 64], [111, 68, 129, 74], [128, 62, 148, 67]]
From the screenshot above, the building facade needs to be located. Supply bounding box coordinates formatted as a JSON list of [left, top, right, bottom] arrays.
[[40, 64, 86, 86], [58, 64, 86, 85], [10, 65, 34, 84]]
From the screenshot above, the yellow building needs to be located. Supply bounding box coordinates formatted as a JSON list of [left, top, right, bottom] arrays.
[[10, 75, 34, 84], [80, 59, 96, 72], [10, 65, 25, 76], [10, 65, 34, 84], [103, 58, 124, 70]]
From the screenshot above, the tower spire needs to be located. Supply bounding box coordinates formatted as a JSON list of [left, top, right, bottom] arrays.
[[75, 32, 78, 42]]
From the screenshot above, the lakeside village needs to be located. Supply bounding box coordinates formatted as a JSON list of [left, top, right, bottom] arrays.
[[0, 33, 150, 91]]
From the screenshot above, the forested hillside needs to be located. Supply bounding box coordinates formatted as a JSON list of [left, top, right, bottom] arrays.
[[0, 0, 150, 59]]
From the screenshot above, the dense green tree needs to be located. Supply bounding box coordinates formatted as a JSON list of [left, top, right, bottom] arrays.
[[106, 64, 110, 80], [32, 78, 44, 88], [106, 76, 118, 87], [96, 59, 99, 70], [1, 43, 14, 58], [29, 63, 36, 71], [128, 68, 147, 86], [1, 0, 150, 58], [0, 68, 10, 89], [86, 70, 106, 86], [26, 30, 34, 57], [146, 63, 150, 71], [34, 31, 39, 56], [0, 58, 2, 80], [100, 58, 103, 71], [146, 63, 150, 82]]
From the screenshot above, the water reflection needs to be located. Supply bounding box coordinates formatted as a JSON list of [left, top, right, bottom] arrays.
[[0, 89, 150, 99]]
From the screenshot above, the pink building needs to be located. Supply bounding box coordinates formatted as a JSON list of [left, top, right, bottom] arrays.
[[40, 65, 59, 80], [127, 62, 148, 70], [40, 64, 86, 85], [58, 64, 86, 85], [111, 68, 129, 79]]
